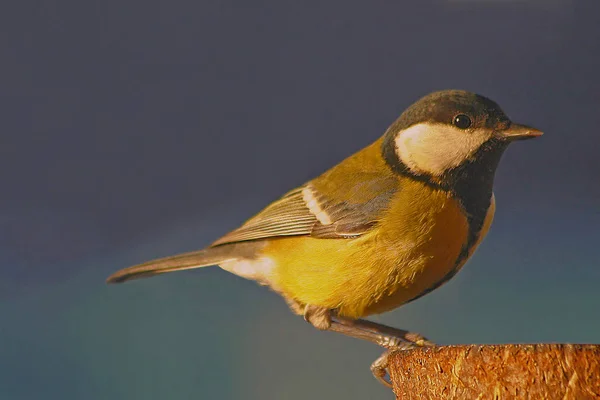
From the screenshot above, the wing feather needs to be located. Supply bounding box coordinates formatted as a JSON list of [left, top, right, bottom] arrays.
[[211, 188, 316, 245], [211, 138, 400, 246], [211, 175, 399, 246]]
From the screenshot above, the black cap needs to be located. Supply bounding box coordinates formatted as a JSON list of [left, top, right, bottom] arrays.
[[387, 90, 511, 133]]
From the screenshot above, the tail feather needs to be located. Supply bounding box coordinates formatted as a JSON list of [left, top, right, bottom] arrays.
[[106, 246, 237, 284]]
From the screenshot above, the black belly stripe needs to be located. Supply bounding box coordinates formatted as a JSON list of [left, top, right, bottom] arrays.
[[395, 141, 504, 305]]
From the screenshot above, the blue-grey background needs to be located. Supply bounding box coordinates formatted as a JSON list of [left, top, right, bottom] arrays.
[[2, 1, 599, 399]]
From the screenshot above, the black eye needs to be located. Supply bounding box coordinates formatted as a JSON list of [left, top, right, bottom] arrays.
[[452, 114, 472, 129]]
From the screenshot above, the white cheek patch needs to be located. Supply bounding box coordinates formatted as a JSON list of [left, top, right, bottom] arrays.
[[395, 123, 486, 176]]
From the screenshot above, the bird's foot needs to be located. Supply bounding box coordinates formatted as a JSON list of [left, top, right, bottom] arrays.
[[371, 336, 435, 388], [375, 330, 434, 349], [300, 305, 436, 387], [371, 350, 395, 388], [370, 346, 412, 388]]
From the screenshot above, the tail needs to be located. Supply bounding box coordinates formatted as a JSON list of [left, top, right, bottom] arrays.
[[106, 245, 239, 284]]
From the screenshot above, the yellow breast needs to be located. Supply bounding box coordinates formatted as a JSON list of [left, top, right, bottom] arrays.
[[263, 179, 472, 319]]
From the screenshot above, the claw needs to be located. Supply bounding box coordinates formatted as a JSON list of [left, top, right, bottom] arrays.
[[371, 351, 393, 388], [299, 309, 436, 388], [371, 336, 435, 388]]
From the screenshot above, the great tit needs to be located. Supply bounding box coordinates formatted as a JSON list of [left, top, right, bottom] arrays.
[[107, 90, 542, 385]]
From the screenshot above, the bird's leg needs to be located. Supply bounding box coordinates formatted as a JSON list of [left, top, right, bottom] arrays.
[[302, 305, 435, 387], [333, 316, 434, 347], [303, 304, 332, 330], [303, 305, 435, 348], [331, 316, 435, 387]]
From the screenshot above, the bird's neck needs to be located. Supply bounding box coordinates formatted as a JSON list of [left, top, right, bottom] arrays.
[[442, 142, 506, 246], [384, 139, 507, 245]]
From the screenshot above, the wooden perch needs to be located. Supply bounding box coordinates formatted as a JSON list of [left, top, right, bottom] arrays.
[[389, 344, 600, 400]]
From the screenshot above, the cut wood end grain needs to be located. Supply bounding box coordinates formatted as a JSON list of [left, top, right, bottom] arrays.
[[389, 344, 600, 400]]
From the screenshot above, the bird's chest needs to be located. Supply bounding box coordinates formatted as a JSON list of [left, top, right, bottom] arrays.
[[362, 185, 472, 315]]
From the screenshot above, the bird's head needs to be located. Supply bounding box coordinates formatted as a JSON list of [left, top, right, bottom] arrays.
[[382, 90, 542, 185]]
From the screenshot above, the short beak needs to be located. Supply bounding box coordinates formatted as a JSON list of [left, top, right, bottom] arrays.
[[498, 123, 544, 141]]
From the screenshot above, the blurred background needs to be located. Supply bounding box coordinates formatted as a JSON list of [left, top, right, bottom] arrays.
[[1, 0, 599, 399]]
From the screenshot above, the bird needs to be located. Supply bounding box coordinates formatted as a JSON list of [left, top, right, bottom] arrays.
[[107, 90, 542, 386]]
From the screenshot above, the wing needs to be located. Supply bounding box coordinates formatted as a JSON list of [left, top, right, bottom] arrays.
[[211, 173, 399, 246]]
